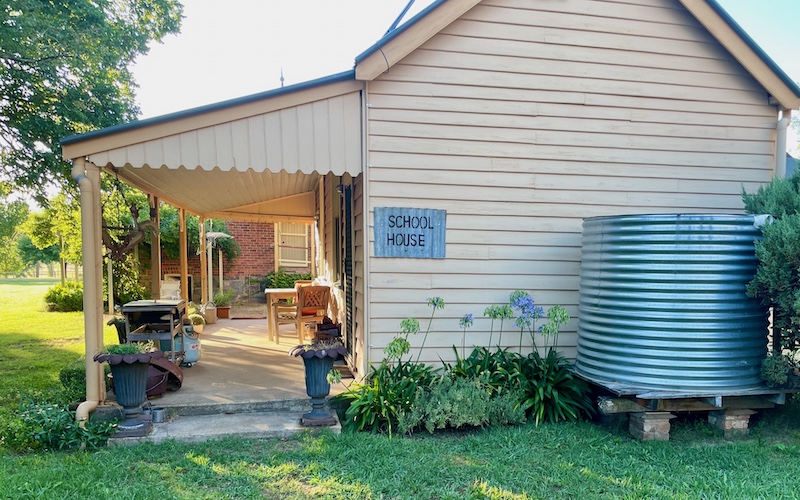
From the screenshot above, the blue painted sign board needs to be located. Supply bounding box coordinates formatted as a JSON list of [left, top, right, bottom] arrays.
[[374, 207, 446, 259]]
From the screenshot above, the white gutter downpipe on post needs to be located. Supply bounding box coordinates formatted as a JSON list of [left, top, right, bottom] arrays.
[[361, 86, 371, 375], [73, 158, 104, 425], [776, 108, 791, 178]]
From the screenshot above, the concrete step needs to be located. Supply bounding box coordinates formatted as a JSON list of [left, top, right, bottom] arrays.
[[108, 408, 341, 446], [161, 397, 313, 416]]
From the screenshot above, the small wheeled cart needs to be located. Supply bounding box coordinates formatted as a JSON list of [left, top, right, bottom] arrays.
[[121, 299, 186, 364]]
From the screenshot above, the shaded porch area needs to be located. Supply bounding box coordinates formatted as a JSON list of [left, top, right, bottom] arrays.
[[137, 318, 347, 414], [106, 317, 351, 444]]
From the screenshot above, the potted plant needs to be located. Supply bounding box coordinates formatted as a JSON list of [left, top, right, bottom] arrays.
[[94, 343, 163, 437], [289, 338, 348, 426], [186, 301, 206, 334], [188, 312, 206, 334], [212, 289, 235, 319]]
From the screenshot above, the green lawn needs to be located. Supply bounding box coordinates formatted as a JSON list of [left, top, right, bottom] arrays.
[[2, 279, 800, 499], [0, 279, 117, 402]]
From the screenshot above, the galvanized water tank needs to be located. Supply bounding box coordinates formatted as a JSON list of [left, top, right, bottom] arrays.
[[575, 214, 768, 393]]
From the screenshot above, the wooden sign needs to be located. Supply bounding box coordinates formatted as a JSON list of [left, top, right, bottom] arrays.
[[373, 207, 446, 259]]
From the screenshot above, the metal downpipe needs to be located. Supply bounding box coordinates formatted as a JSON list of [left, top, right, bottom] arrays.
[[73, 158, 103, 425], [776, 109, 791, 178]]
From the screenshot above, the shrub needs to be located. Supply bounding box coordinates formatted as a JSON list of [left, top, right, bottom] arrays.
[[335, 359, 438, 436], [212, 288, 234, 307], [447, 346, 523, 395], [334, 297, 444, 436], [516, 349, 595, 425], [743, 176, 800, 352], [59, 358, 88, 403], [44, 281, 83, 312], [262, 268, 313, 289], [59, 358, 111, 403], [398, 375, 526, 435], [104, 253, 149, 305], [1, 395, 116, 452], [338, 292, 595, 436], [761, 353, 794, 388]]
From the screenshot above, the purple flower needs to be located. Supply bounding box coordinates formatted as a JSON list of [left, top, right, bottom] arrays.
[[511, 293, 544, 330]]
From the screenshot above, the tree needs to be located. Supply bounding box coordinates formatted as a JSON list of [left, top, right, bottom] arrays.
[[18, 234, 59, 276], [0, 0, 183, 205], [0, 188, 28, 275], [20, 193, 82, 284]]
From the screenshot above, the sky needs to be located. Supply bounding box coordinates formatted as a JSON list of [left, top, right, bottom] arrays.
[[131, 0, 800, 147]]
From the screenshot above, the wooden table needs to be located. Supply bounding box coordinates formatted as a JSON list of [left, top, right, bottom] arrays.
[[264, 288, 297, 341]]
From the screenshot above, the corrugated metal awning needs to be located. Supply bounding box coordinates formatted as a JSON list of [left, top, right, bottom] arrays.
[[62, 72, 363, 220]]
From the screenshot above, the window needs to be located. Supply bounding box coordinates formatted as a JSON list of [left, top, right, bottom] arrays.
[[277, 222, 310, 267]]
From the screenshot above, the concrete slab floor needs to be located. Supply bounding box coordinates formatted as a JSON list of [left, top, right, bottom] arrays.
[[153, 318, 345, 409]]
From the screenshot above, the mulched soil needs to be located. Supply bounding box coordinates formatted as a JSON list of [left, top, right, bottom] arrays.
[[230, 300, 267, 319]]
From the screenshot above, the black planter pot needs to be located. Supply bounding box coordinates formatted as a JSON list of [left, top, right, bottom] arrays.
[[302, 356, 337, 425], [289, 343, 347, 427], [94, 351, 163, 436], [110, 361, 149, 408]]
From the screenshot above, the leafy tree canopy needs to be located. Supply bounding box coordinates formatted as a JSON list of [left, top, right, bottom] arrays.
[[20, 193, 81, 263], [0, 190, 28, 275], [18, 233, 59, 267], [0, 190, 28, 240], [0, 0, 183, 205]]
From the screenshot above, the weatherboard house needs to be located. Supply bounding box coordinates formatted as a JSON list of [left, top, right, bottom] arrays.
[[62, 0, 799, 416]]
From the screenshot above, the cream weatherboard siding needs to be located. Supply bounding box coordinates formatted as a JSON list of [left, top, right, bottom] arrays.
[[352, 176, 367, 374], [364, 0, 777, 364]]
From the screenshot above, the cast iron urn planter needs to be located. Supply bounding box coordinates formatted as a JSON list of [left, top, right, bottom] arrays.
[[289, 340, 347, 427], [94, 350, 164, 437]]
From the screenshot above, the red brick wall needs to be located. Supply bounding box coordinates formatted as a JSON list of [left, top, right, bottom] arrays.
[[226, 221, 276, 276], [145, 221, 310, 282], [152, 221, 277, 279]]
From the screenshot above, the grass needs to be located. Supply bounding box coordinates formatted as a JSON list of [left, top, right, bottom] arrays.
[[2, 417, 800, 498], [2, 278, 800, 498], [0, 279, 118, 404]]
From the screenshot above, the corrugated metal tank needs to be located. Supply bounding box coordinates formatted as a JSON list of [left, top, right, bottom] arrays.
[[575, 214, 768, 393]]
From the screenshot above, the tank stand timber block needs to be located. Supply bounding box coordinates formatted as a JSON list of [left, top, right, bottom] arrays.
[[629, 412, 676, 441], [708, 409, 757, 438]]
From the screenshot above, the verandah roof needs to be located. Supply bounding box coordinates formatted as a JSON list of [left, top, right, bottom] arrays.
[[61, 71, 363, 221]]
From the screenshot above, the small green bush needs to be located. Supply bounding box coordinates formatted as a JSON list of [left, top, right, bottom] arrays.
[[1, 396, 116, 452], [334, 359, 438, 436], [447, 346, 523, 395], [262, 268, 313, 289], [516, 349, 595, 425], [212, 288, 234, 307], [43, 281, 83, 312], [743, 175, 800, 352], [762, 353, 794, 388], [59, 359, 87, 403], [59, 358, 110, 403], [398, 375, 526, 435], [104, 254, 148, 305]]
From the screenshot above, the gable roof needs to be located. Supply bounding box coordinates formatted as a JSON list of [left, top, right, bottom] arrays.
[[354, 0, 800, 110]]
